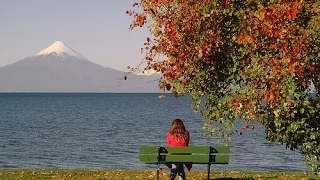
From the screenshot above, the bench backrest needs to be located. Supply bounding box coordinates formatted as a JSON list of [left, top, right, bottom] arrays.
[[140, 146, 230, 164]]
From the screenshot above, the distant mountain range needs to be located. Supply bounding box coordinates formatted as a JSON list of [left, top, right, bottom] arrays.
[[0, 41, 160, 92]]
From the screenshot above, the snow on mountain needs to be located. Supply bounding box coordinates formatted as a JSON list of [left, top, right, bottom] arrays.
[[35, 41, 85, 59], [136, 69, 161, 76]]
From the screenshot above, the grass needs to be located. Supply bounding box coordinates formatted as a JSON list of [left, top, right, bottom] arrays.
[[0, 169, 319, 180]]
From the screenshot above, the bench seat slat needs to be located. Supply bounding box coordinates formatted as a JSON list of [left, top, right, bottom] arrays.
[[211, 155, 230, 163], [140, 146, 159, 154], [139, 155, 158, 164], [166, 155, 209, 163], [140, 146, 230, 154], [164, 146, 210, 153], [210, 146, 230, 153], [140, 154, 229, 164]]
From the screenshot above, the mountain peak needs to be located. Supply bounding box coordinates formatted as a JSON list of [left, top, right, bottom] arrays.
[[35, 41, 85, 59]]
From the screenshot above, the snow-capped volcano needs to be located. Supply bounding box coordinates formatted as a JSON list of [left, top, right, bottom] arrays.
[[35, 41, 85, 59], [0, 40, 159, 92]]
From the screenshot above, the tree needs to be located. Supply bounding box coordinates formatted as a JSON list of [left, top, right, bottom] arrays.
[[128, 0, 320, 172]]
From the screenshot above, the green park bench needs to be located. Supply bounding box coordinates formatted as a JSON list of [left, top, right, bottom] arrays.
[[139, 146, 230, 180]]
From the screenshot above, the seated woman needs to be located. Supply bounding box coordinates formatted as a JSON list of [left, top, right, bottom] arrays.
[[166, 119, 192, 180]]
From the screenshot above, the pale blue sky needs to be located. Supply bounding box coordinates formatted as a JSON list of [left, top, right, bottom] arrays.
[[0, 0, 148, 71]]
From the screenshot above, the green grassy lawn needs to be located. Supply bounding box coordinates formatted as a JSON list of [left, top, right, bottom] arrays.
[[0, 169, 318, 180]]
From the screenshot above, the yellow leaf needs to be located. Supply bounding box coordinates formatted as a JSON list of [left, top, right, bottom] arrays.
[[274, 109, 280, 117]]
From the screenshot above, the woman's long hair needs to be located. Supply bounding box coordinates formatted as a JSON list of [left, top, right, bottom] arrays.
[[170, 119, 189, 143]]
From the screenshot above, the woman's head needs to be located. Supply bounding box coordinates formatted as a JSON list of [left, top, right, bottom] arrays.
[[170, 119, 189, 143], [171, 119, 186, 131]]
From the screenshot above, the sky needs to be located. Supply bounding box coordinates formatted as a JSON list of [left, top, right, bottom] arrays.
[[0, 0, 149, 72]]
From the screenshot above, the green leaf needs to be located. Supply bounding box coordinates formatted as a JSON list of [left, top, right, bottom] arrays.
[[300, 108, 305, 114]]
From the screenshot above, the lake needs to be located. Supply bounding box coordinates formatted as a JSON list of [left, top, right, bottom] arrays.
[[0, 93, 310, 171]]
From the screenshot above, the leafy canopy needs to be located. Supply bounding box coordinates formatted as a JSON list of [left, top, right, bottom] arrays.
[[128, 0, 320, 171]]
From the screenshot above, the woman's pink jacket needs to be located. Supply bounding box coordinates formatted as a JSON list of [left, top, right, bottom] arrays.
[[166, 131, 192, 171]]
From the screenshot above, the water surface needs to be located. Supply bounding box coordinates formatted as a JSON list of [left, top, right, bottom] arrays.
[[0, 93, 309, 171]]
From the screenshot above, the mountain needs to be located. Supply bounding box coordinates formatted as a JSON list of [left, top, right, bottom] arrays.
[[0, 41, 160, 92]]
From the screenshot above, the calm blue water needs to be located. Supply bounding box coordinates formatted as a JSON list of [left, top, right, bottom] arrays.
[[0, 93, 310, 171]]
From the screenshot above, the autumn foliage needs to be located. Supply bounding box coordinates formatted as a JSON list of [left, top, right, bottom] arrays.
[[128, 0, 320, 171]]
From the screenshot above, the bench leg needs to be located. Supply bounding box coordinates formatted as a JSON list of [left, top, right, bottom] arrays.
[[157, 163, 160, 180], [157, 168, 159, 180], [207, 164, 210, 180]]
